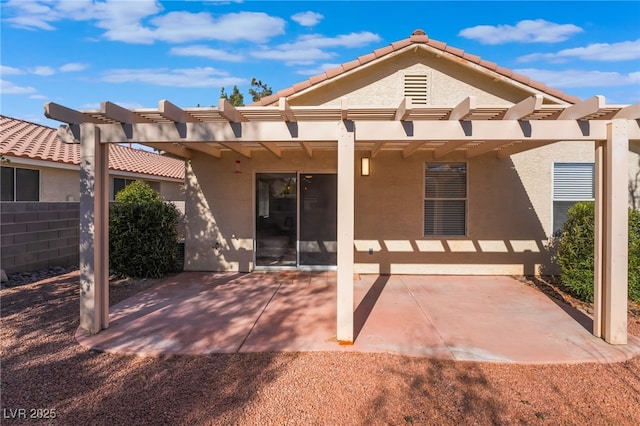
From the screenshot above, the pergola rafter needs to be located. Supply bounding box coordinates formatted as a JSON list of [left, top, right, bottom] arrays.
[[45, 96, 640, 161]]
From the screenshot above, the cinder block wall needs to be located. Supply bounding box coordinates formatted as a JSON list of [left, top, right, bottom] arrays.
[[0, 202, 80, 274]]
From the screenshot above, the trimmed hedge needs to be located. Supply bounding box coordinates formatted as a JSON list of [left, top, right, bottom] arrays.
[[109, 181, 179, 278], [557, 201, 640, 302]]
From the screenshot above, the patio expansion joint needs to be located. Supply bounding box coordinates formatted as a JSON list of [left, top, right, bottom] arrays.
[[235, 280, 283, 353], [398, 276, 455, 358]]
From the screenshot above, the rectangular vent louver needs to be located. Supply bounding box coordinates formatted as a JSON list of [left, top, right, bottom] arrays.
[[404, 74, 429, 104]]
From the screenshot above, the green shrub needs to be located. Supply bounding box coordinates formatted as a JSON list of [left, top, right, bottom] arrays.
[[109, 181, 179, 278], [557, 201, 640, 303]]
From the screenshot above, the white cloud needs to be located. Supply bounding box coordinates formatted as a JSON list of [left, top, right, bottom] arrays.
[[291, 11, 323, 27], [515, 68, 640, 89], [0, 65, 24, 76], [170, 45, 244, 62], [295, 63, 342, 75], [252, 31, 380, 66], [284, 32, 381, 49], [1, 79, 38, 94], [459, 20, 583, 44], [251, 48, 335, 66], [59, 63, 90, 72], [29, 66, 56, 76], [28, 94, 48, 100], [101, 67, 245, 88], [3, 1, 284, 44], [518, 39, 640, 63], [153, 11, 285, 43]]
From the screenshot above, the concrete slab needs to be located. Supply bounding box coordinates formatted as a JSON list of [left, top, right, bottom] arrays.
[[76, 272, 640, 364]]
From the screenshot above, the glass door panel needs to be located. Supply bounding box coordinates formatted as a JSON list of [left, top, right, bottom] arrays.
[[299, 174, 337, 266], [255, 173, 297, 267]]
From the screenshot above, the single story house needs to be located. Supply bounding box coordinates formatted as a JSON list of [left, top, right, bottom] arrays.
[[0, 115, 185, 203], [43, 30, 640, 346]]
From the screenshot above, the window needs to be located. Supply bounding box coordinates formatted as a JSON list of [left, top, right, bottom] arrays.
[[553, 163, 594, 233], [113, 177, 136, 198], [1, 166, 39, 201], [424, 162, 467, 236]]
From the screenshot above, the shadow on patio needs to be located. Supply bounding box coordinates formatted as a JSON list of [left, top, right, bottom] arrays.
[[76, 272, 640, 365]]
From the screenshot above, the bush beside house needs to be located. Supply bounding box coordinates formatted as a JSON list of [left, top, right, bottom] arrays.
[[557, 201, 640, 302], [109, 181, 180, 278]]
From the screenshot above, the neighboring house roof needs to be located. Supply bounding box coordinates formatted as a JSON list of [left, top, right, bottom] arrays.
[[0, 115, 185, 180], [254, 29, 580, 106]]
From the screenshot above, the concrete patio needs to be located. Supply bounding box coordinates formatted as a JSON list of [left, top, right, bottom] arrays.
[[76, 272, 640, 364]]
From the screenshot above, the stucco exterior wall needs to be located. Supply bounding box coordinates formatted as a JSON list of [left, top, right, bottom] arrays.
[[40, 167, 80, 201], [184, 150, 337, 272], [183, 144, 639, 275], [292, 49, 537, 107]]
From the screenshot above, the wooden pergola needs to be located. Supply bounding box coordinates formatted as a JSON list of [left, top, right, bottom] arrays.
[[45, 95, 640, 345]]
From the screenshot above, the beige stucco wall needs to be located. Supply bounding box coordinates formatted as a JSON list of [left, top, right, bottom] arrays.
[[292, 49, 538, 107], [40, 167, 80, 201], [184, 146, 638, 275]]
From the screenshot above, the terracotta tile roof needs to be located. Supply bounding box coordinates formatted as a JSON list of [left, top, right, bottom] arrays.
[[254, 29, 580, 106], [0, 115, 184, 180]]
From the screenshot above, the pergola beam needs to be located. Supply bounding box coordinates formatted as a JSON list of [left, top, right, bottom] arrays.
[[614, 103, 640, 119], [279, 97, 296, 122], [371, 141, 386, 158], [260, 142, 282, 158], [433, 141, 469, 158], [102, 101, 151, 124], [395, 97, 412, 121], [557, 95, 604, 120], [402, 141, 426, 158], [143, 142, 192, 159], [219, 142, 252, 158], [180, 142, 220, 158], [218, 98, 244, 123], [86, 120, 640, 144], [449, 96, 475, 121], [45, 102, 100, 125], [159, 100, 193, 123], [300, 142, 313, 158], [466, 140, 514, 158], [503, 95, 543, 120]]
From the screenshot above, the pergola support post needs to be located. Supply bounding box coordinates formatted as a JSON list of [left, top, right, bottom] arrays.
[[594, 120, 629, 344], [336, 121, 355, 343], [79, 124, 110, 334]]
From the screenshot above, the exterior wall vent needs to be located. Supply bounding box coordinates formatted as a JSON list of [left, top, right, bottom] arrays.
[[404, 74, 429, 104]]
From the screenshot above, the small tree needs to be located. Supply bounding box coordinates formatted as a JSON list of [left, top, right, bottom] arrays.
[[109, 181, 179, 278], [220, 85, 244, 106], [248, 77, 273, 102]]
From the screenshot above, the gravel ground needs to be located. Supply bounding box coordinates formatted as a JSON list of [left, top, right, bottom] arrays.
[[1, 271, 640, 425]]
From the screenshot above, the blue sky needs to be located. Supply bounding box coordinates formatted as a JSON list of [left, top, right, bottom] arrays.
[[1, 0, 639, 128]]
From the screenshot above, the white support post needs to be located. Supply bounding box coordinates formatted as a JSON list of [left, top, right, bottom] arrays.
[[593, 141, 604, 338], [336, 121, 355, 343], [79, 124, 110, 334], [603, 120, 629, 344]]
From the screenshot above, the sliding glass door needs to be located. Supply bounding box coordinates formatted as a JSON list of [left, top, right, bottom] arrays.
[[299, 173, 337, 266], [255, 173, 297, 267], [255, 172, 337, 269]]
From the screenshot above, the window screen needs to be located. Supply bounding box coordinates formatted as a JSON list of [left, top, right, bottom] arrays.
[[553, 163, 594, 232], [424, 162, 467, 236]]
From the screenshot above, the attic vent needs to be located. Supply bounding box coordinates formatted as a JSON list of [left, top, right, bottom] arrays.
[[404, 74, 429, 104]]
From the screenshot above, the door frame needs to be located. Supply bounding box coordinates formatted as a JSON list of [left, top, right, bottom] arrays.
[[253, 169, 337, 271]]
